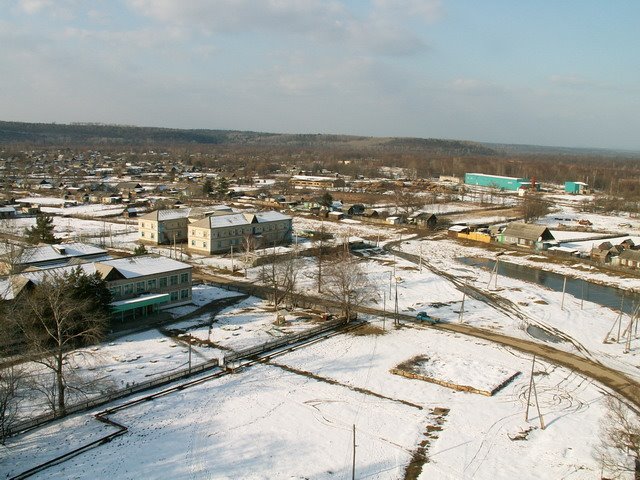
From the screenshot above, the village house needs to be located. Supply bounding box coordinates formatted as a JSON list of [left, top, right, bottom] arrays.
[[138, 208, 191, 245], [188, 211, 292, 254], [613, 249, 640, 270], [590, 241, 619, 264], [498, 223, 556, 250], [407, 212, 438, 229]]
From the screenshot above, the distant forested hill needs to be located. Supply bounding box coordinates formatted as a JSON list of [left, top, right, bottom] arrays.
[[0, 121, 496, 156]]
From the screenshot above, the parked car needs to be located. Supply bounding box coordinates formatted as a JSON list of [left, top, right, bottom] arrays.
[[416, 311, 438, 324]]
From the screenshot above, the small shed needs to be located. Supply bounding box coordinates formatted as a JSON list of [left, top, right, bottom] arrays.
[[448, 225, 469, 238], [343, 203, 365, 216], [565, 181, 589, 194], [409, 212, 438, 229]]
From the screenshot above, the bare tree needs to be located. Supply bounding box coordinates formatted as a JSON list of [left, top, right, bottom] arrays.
[[322, 251, 370, 322], [595, 396, 640, 479], [0, 365, 22, 443], [242, 234, 256, 267], [0, 239, 30, 275], [520, 192, 551, 223], [10, 271, 109, 416], [258, 252, 300, 320]]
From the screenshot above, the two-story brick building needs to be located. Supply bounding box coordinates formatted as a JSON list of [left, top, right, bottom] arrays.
[[188, 211, 292, 254], [138, 208, 191, 245]]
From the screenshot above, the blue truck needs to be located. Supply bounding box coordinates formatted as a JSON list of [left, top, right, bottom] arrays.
[[416, 311, 439, 324]]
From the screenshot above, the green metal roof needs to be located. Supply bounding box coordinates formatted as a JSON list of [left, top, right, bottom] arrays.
[[111, 293, 170, 312]]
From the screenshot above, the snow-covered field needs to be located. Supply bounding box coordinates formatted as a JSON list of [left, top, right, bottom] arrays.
[[3, 322, 609, 480]]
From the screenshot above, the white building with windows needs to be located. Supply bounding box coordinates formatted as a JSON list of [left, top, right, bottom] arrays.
[[138, 208, 191, 245], [188, 211, 292, 254], [0, 255, 192, 321]]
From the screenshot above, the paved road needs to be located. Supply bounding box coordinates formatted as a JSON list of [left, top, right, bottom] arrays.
[[194, 270, 640, 411]]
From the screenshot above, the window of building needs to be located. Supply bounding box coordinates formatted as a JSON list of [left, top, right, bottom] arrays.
[[159, 277, 167, 288], [124, 283, 134, 295], [191, 240, 195, 246], [170, 291, 179, 301], [170, 275, 178, 286], [180, 289, 189, 299], [180, 273, 189, 283], [203, 242, 207, 248], [141, 232, 145, 237], [110, 286, 122, 297], [151, 232, 155, 239], [147, 279, 157, 289], [136, 281, 145, 293]]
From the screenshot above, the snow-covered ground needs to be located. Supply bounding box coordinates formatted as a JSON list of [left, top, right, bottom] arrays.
[[3, 322, 610, 480], [398, 239, 640, 383], [2, 202, 639, 479]]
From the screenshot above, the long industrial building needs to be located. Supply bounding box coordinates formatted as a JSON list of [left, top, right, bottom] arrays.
[[464, 173, 538, 191]]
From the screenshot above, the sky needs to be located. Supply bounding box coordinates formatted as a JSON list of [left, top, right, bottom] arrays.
[[1, 0, 639, 150]]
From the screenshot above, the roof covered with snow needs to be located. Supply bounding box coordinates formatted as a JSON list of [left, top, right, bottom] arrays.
[[18, 242, 108, 265], [140, 208, 191, 221], [191, 211, 291, 229]]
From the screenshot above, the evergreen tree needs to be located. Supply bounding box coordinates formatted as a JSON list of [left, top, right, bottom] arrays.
[[215, 176, 229, 198], [133, 244, 148, 256], [202, 178, 213, 196], [25, 214, 57, 244]]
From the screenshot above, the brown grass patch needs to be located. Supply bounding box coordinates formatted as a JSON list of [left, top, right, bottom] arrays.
[[348, 324, 387, 336]]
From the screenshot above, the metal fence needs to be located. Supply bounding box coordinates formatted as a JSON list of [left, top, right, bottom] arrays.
[[8, 315, 350, 438], [7, 356, 220, 437]]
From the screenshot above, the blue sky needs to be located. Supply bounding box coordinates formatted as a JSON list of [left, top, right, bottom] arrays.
[[1, 0, 638, 150]]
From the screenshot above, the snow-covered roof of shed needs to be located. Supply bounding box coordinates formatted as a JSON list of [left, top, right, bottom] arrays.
[[97, 255, 191, 278], [140, 208, 191, 221], [19, 243, 108, 265]]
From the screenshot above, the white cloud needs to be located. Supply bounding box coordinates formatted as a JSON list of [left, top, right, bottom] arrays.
[[17, 0, 52, 14], [372, 0, 442, 23], [126, 0, 431, 56]]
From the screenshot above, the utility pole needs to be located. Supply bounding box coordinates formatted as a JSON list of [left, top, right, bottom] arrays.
[[394, 277, 399, 326], [383, 291, 386, 331], [419, 245, 423, 273], [231, 244, 234, 272], [317, 219, 324, 293], [581, 280, 585, 310], [352, 424, 356, 480], [525, 355, 545, 430], [173, 232, 177, 259], [459, 285, 466, 323], [487, 259, 499, 290], [389, 271, 392, 299], [188, 338, 192, 373], [561, 276, 567, 310]]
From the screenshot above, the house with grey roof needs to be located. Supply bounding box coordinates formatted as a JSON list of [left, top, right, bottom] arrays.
[[498, 223, 555, 250], [613, 249, 640, 270], [188, 211, 292, 254]]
